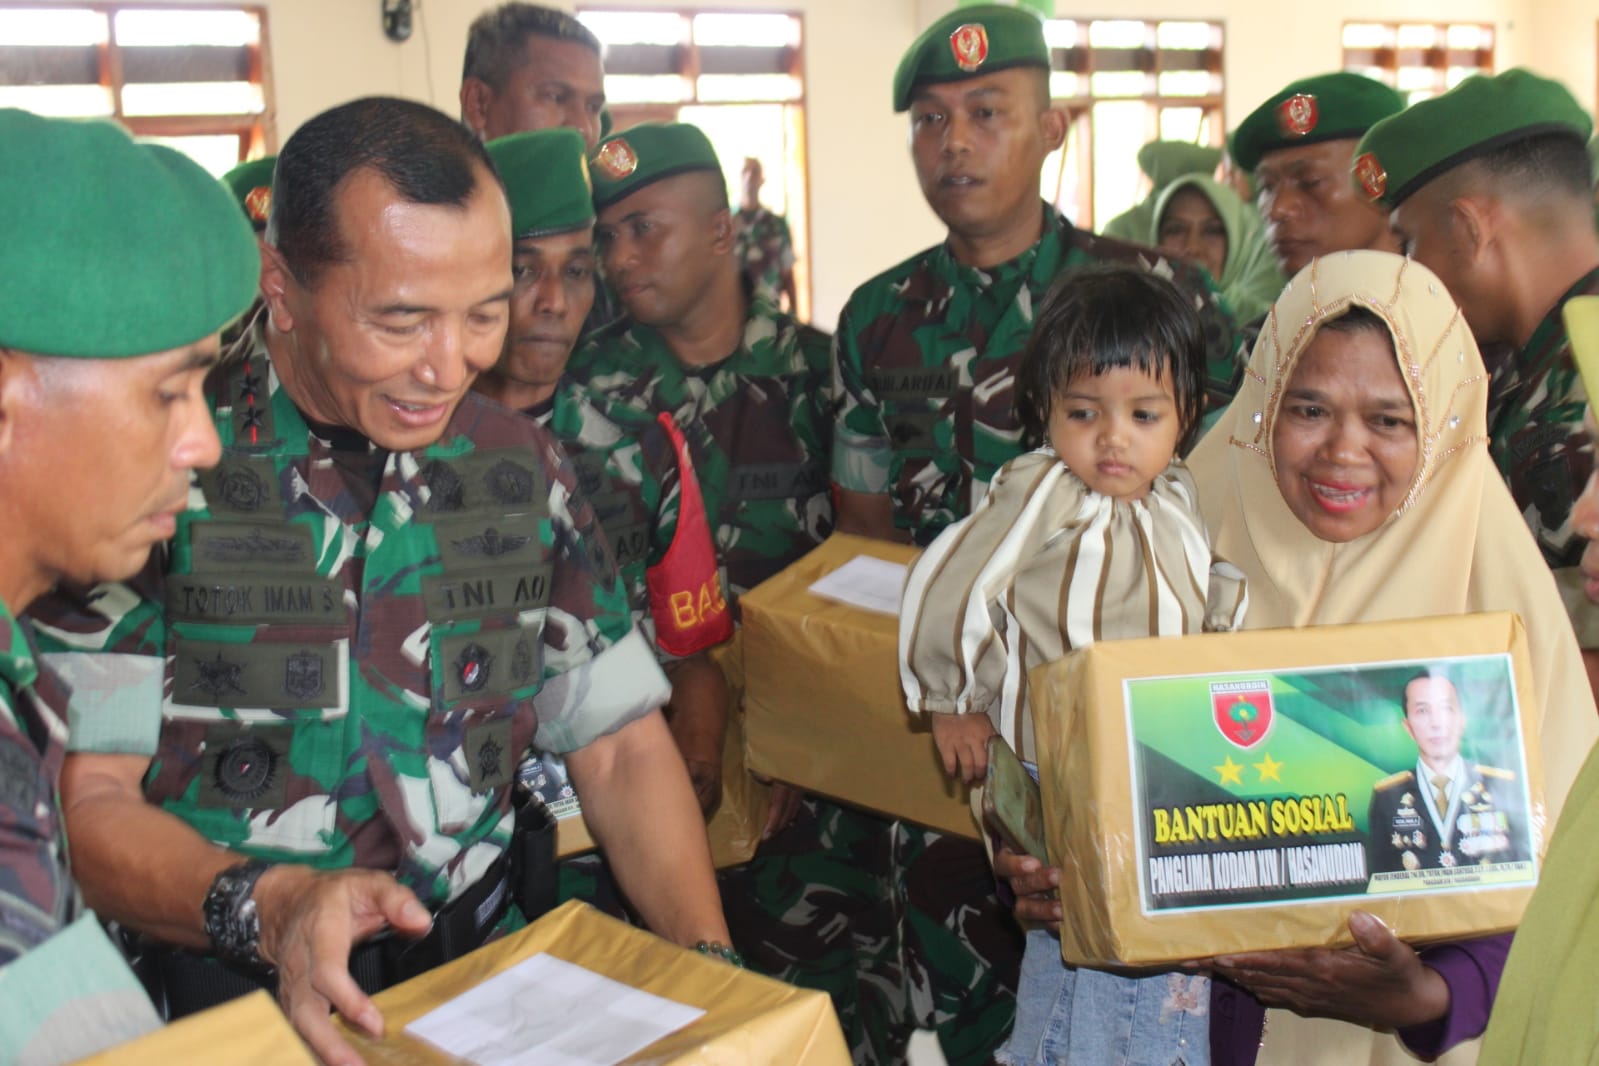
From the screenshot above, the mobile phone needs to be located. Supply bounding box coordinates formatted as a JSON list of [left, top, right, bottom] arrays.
[[982, 735, 1049, 862]]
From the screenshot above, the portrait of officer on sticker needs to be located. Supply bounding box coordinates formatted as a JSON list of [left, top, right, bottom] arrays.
[[1367, 668, 1528, 876]]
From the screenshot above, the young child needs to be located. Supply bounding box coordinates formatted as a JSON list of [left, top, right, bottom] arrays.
[[899, 264, 1247, 1066]]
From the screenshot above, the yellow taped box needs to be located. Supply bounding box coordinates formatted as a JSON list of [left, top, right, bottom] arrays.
[[342, 899, 851, 1065], [1030, 612, 1546, 967], [740, 533, 976, 838], [77, 991, 315, 1065]]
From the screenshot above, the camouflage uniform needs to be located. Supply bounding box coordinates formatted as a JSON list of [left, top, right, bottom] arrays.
[[520, 376, 725, 918], [571, 294, 834, 605], [572, 298, 916, 1060], [830, 204, 1244, 1064], [0, 605, 163, 1053], [734, 207, 796, 309], [833, 202, 1246, 547], [32, 329, 667, 917], [1483, 268, 1599, 643]]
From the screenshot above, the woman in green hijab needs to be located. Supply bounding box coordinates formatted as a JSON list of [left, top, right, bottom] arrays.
[[1149, 173, 1285, 325]]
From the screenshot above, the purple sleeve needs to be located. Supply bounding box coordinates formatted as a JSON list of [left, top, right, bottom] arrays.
[[1397, 934, 1512, 1058]]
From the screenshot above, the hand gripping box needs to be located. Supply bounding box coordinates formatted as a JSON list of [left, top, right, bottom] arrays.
[[342, 899, 851, 1065], [739, 534, 977, 838], [1029, 612, 1547, 967]]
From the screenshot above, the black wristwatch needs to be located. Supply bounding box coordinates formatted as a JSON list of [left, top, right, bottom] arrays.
[[203, 859, 274, 969]]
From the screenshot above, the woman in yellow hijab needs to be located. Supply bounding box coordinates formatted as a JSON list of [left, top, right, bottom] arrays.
[[1183, 249, 1599, 1065]]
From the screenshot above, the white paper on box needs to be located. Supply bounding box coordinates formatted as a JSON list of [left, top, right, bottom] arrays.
[[806, 555, 906, 616], [404, 952, 705, 1066]]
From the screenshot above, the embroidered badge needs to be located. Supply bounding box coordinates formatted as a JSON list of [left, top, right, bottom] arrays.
[[1277, 93, 1319, 137], [484, 459, 535, 506], [214, 735, 277, 803], [423, 460, 466, 513], [456, 643, 493, 692], [949, 23, 989, 72], [1354, 152, 1388, 201], [237, 370, 262, 401], [511, 636, 534, 685], [283, 650, 325, 700], [216, 464, 268, 512], [450, 527, 531, 559], [244, 185, 272, 225], [199, 528, 307, 566], [1210, 680, 1273, 749], [594, 139, 639, 180], [476, 734, 503, 782], [190, 651, 247, 702]]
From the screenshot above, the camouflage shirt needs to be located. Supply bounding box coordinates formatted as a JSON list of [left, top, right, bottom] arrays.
[[734, 207, 796, 309], [1484, 266, 1599, 642], [832, 202, 1246, 545], [30, 330, 669, 910], [570, 296, 835, 603], [0, 606, 76, 966]]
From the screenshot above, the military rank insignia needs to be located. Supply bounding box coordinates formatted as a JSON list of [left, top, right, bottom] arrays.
[[594, 138, 639, 180], [1354, 152, 1388, 202], [244, 185, 272, 226], [1277, 92, 1319, 137], [949, 23, 989, 72]]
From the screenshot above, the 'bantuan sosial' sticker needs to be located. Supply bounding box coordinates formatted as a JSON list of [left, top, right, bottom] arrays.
[[1125, 652, 1537, 915]]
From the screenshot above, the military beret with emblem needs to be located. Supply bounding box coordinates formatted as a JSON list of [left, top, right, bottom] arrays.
[[221, 156, 276, 233], [892, 3, 1050, 113], [1229, 72, 1405, 174], [0, 109, 260, 359], [590, 122, 721, 211], [487, 128, 595, 239], [1352, 68, 1593, 209]]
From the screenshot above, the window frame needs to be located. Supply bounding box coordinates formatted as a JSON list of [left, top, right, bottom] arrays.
[[1341, 20, 1495, 103], [0, 1, 276, 162]]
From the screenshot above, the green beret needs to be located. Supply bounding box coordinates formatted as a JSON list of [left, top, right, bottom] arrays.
[[221, 156, 275, 231], [892, 3, 1049, 113], [590, 122, 721, 211], [1137, 141, 1223, 190], [0, 110, 259, 359], [1230, 72, 1404, 173], [1352, 68, 1594, 209], [487, 128, 594, 239]]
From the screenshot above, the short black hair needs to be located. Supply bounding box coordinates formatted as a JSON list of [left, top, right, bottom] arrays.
[[462, 3, 602, 90], [268, 96, 500, 286], [1016, 264, 1207, 453]]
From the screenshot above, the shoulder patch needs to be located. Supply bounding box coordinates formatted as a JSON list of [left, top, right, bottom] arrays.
[[1375, 770, 1416, 790]]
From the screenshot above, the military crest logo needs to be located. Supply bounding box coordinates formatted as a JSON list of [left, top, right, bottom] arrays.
[[594, 139, 639, 180], [423, 459, 466, 513], [1276, 93, 1319, 137], [214, 735, 277, 803], [216, 464, 268, 512], [1354, 152, 1388, 201], [244, 185, 272, 225], [1211, 680, 1273, 749], [283, 650, 324, 701], [190, 651, 247, 702], [949, 23, 990, 73], [456, 642, 493, 692], [484, 459, 535, 506]]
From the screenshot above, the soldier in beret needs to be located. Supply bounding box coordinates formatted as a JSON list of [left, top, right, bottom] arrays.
[[1357, 69, 1599, 661], [32, 98, 730, 1066], [834, 4, 1244, 551], [1231, 72, 1404, 279], [0, 109, 258, 1059], [831, 6, 1244, 1061], [475, 128, 732, 822], [1367, 671, 1526, 876]]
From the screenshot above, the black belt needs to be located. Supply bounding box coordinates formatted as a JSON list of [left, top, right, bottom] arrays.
[[143, 796, 557, 1019]]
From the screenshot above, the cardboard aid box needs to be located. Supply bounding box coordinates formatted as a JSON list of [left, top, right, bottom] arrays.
[[76, 991, 315, 1065], [532, 639, 769, 867], [341, 899, 850, 1065], [740, 534, 977, 838], [1030, 612, 1547, 967]]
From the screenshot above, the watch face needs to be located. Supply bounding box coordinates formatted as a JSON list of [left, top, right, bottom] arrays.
[[204, 861, 272, 967]]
